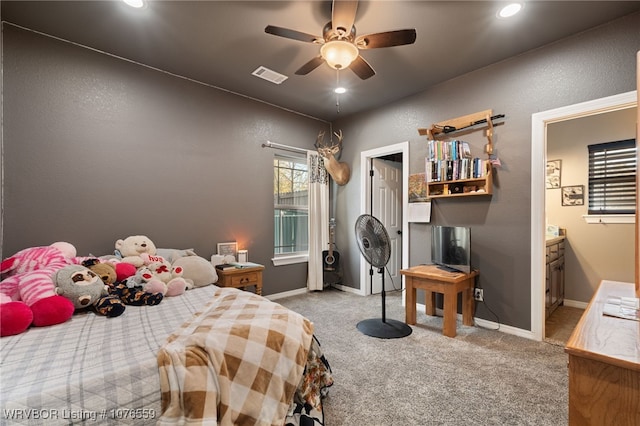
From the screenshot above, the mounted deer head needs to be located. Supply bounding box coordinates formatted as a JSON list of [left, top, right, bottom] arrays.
[[315, 130, 351, 186]]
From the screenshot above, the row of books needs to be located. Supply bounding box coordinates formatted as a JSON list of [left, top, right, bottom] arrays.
[[427, 139, 471, 161], [425, 158, 489, 182]]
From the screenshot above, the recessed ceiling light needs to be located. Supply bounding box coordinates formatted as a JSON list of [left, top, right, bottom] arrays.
[[498, 3, 523, 18], [334, 87, 347, 94], [123, 0, 144, 8]]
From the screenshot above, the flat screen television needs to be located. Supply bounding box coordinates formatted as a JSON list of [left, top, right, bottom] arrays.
[[431, 225, 471, 273]]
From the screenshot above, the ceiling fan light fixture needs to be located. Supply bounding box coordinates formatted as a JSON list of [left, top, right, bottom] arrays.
[[320, 40, 359, 70], [122, 0, 145, 8], [498, 2, 523, 18]]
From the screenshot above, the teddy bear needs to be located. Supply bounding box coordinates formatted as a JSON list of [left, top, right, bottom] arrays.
[[0, 242, 79, 337], [54, 264, 126, 318], [138, 258, 189, 297], [82, 259, 163, 306], [114, 235, 158, 268]]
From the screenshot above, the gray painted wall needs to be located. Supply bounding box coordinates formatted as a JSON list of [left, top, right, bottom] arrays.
[[333, 12, 640, 330], [1, 24, 328, 295], [2, 12, 639, 329]]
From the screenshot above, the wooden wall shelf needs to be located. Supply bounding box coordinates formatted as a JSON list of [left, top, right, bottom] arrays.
[[419, 109, 504, 201]]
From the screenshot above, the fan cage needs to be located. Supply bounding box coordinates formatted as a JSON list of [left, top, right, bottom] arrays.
[[354, 214, 391, 268]]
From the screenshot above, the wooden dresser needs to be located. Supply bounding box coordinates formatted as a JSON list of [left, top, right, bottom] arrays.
[[565, 280, 640, 425]]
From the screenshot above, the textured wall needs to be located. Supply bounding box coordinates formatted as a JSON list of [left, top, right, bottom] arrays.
[[2, 12, 639, 329], [1, 25, 327, 295], [333, 12, 640, 330]]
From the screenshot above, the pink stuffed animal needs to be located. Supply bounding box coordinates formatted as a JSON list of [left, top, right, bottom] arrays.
[[0, 242, 78, 337]]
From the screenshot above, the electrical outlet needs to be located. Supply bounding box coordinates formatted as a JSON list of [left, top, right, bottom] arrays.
[[474, 288, 484, 302]]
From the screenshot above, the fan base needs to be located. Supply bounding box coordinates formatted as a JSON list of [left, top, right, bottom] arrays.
[[356, 318, 412, 339]]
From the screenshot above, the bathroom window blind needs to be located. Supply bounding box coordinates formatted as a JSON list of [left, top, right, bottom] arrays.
[[588, 138, 636, 214]]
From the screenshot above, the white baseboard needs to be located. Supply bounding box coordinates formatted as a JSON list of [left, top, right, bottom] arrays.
[[265, 287, 308, 301], [416, 303, 536, 340], [563, 299, 588, 309], [265, 284, 364, 301], [330, 283, 365, 295]]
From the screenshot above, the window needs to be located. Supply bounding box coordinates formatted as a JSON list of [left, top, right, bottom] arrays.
[[273, 155, 308, 258], [587, 139, 636, 215]]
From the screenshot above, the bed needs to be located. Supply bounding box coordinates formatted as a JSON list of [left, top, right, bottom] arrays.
[[0, 285, 332, 425]]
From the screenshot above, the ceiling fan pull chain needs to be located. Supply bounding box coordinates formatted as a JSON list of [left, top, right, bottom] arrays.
[[335, 70, 341, 114]]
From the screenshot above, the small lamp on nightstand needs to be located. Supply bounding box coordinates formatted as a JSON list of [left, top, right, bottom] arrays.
[[237, 250, 248, 263]]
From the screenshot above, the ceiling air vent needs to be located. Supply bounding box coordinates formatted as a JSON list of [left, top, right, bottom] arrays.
[[252, 66, 288, 85]]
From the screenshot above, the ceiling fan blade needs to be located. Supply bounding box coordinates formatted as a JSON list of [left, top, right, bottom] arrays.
[[355, 29, 417, 49], [265, 25, 323, 44], [332, 0, 358, 35], [349, 55, 375, 80], [295, 56, 325, 75]]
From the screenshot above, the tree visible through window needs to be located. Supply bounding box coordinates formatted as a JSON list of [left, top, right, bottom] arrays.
[[274, 155, 309, 255], [588, 139, 636, 214]]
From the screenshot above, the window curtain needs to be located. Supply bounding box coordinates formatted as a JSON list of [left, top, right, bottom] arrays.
[[307, 152, 329, 291]]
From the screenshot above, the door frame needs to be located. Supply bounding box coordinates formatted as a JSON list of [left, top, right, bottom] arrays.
[[359, 142, 409, 295], [530, 90, 637, 341]]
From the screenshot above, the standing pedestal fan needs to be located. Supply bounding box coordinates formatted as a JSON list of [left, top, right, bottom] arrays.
[[354, 214, 412, 339]]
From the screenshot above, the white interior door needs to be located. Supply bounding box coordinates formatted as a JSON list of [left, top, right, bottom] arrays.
[[371, 158, 403, 293]]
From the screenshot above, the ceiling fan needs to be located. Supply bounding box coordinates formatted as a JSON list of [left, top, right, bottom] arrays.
[[265, 0, 417, 80]]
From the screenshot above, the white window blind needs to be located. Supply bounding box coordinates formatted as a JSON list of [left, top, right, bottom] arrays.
[[587, 138, 636, 215]]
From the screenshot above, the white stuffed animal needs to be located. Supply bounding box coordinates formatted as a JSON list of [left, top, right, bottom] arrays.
[[114, 235, 157, 268], [139, 258, 189, 297]]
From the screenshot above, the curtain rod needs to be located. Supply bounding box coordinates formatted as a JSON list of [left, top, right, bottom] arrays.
[[262, 141, 314, 154]]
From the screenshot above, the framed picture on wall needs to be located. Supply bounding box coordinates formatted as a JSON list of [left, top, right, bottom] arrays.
[[562, 185, 584, 206], [217, 242, 238, 258], [546, 159, 562, 189]]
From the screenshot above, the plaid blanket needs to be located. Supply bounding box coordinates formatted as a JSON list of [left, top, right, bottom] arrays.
[[157, 287, 315, 425]]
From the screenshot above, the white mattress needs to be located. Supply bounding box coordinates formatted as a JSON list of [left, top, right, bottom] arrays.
[[0, 285, 218, 425]]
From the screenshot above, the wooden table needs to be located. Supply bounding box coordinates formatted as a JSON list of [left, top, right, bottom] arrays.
[[401, 264, 478, 337], [216, 264, 264, 295], [565, 280, 640, 425]]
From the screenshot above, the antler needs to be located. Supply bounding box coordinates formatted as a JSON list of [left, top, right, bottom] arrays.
[[314, 130, 326, 150], [333, 130, 343, 150], [315, 129, 343, 158]]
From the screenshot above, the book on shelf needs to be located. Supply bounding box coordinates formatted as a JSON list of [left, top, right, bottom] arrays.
[[427, 139, 471, 162], [229, 261, 262, 269], [425, 139, 489, 183], [215, 263, 237, 271], [602, 296, 640, 321], [425, 157, 488, 182]]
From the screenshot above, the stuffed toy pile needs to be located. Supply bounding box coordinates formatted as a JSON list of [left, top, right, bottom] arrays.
[[0, 235, 218, 337], [114, 235, 217, 293], [82, 258, 163, 306], [54, 264, 126, 318], [0, 242, 80, 337]]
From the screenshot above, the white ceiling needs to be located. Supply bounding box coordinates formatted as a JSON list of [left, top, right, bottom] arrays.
[[3, 1, 640, 121]]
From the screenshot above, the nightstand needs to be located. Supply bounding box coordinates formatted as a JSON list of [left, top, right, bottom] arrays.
[[216, 264, 264, 295]]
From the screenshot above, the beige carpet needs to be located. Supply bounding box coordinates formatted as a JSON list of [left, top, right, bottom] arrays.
[[277, 287, 569, 426]]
